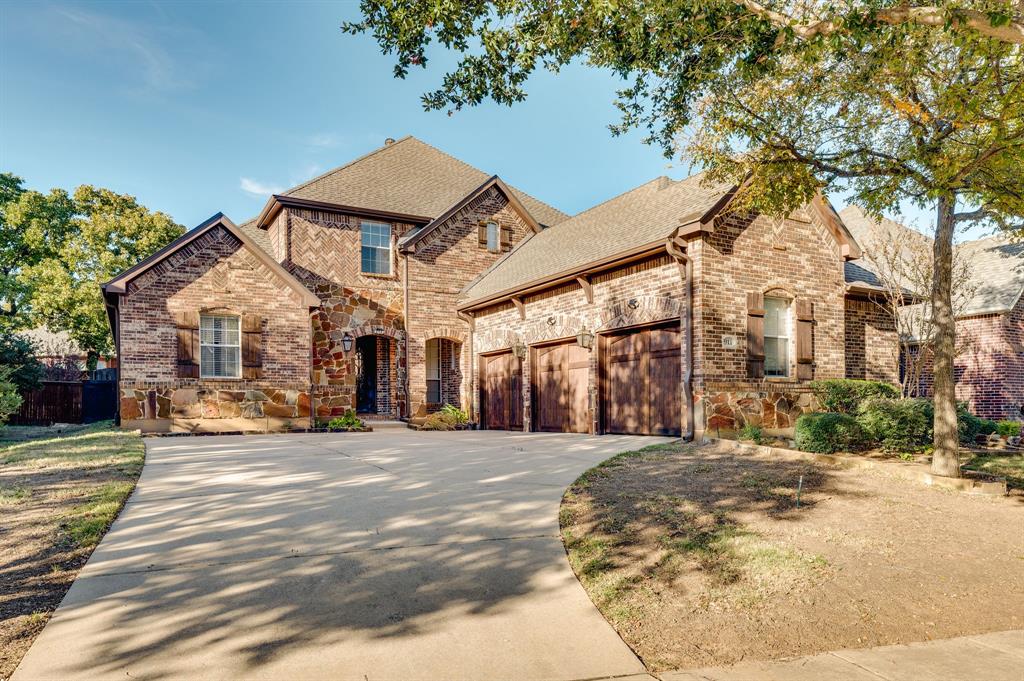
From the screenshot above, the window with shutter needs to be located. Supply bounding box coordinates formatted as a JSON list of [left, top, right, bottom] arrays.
[[242, 314, 264, 380], [479, 220, 500, 252], [795, 299, 814, 380], [746, 292, 765, 379], [175, 311, 200, 378], [500, 224, 512, 251], [764, 297, 791, 378]]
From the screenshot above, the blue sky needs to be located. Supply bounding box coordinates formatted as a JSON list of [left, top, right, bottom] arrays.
[[1, 1, 970, 239]]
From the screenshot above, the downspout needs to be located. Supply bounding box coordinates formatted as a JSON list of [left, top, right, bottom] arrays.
[[402, 252, 411, 421], [457, 309, 476, 424], [665, 235, 695, 441]]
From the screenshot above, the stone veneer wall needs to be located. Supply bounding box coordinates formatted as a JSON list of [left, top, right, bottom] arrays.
[[472, 255, 686, 433], [844, 296, 899, 384], [405, 186, 533, 417], [912, 298, 1024, 420], [117, 226, 312, 431]]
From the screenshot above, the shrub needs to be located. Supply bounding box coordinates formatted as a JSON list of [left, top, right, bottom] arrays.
[[996, 420, 1022, 438], [956, 404, 985, 444], [738, 424, 764, 444], [0, 367, 22, 427], [794, 412, 867, 453], [421, 411, 459, 431], [0, 333, 44, 394], [327, 409, 365, 431], [439, 403, 469, 425], [978, 419, 999, 436], [856, 398, 932, 452], [810, 379, 899, 414]]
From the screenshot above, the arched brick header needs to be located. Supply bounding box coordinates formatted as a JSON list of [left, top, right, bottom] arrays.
[[420, 326, 467, 344], [475, 328, 520, 354], [350, 323, 406, 341], [598, 295, 682, 331], [521, 314, 586, 344]]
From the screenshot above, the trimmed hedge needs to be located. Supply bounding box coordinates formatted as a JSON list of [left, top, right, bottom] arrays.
[[856, 398, 932, 452], [997, 420, 1022, 437], [810, 379, 899, 414], [794, 412, 867, 453]]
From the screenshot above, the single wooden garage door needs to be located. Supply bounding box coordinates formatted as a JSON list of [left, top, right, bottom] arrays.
[[600, 323, 681, 436], [531, 342, 590, 433], [479, 351, 523, 430]]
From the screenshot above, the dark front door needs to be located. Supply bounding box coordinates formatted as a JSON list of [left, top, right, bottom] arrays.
[[531, 342, 590, 433], [600, 322, 681, 436], [479, 351, 523, 430], [356, 336, 378, 413]]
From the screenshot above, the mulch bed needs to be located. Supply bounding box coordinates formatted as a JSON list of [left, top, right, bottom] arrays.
[[560, 441, 1024, 672]]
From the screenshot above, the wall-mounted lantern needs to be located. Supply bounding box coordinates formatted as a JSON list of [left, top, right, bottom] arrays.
[[512, 339, 527, 359], [576, 327, 595, 350], [341, 332, 354, 353]]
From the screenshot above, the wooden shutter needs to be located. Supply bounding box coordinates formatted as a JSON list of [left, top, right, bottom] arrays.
[[478, 223, 488, 247], [746, 292, 765, 379], [500, 224, 513, 251], [242, 314, 263, 380], [175, 311, 199, 379], [795, 299, 814, 380]]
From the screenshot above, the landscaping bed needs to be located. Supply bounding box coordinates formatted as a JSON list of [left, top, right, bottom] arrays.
[[0, 422, 144, 679], [560, 440, 1024, 673]]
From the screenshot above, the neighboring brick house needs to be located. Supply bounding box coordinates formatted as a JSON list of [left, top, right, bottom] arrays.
[[102, 137, 565, 432], [839, 206, 1024, 421], [457, 175, 862, 438]]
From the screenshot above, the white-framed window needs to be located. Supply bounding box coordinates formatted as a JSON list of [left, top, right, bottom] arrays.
[[200, 314, 241, 379], [361, 221, 392, 274], [764, 296, 790, 377], [425, 338, 441, 404], [485, 221, 500, 253]]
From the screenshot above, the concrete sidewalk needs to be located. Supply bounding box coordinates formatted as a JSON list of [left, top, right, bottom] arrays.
[[661, 630, 1024, 681]]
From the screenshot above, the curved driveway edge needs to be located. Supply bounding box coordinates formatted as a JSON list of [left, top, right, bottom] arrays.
[[14, 430, 669, 681]]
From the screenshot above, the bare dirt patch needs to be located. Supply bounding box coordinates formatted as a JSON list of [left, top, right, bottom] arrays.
[[0, 423, 143, 680], [560, 441, 1024, 672]]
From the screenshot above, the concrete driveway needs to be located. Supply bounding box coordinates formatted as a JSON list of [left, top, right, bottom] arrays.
[[14, 429, 670, 681]]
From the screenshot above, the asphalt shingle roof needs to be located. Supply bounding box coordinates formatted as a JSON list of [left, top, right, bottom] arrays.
[[840, 205, 1024, 316], [283, 136, 567, 228], [461, 173, 733, 304]]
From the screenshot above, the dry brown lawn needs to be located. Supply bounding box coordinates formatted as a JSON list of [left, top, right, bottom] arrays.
[[0, 422, 143, 680], [560, 441, 1024, 672]]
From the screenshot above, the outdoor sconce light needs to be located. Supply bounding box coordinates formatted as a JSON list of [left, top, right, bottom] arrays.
[[341, 332, 354, 353], [512, 339, 527, 359], [576, 327, 595, 350], [627, 298, 640, 310]]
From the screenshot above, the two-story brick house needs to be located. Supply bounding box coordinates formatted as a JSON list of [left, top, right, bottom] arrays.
[[103, 137, 566, 431]]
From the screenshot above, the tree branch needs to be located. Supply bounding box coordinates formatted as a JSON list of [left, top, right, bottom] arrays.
[[737, 1, 1024, 45]]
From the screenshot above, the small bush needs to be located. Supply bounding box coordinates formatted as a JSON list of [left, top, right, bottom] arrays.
[[327, 409, 365, 431], [421, 411, 459, 431], [439, 403, 469, 425], [738, 424, 764, 444], [996, 420, 1022, 438], [856, 398, 932, 452], [957, 404, 985, 444], [794, 412, 867, 453], [810, 379, 899, 414], [978, 419, 999, 436], [0, 367, 22, 428]]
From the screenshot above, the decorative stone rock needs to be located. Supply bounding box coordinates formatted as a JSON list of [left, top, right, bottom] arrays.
[[218, 390, 244, 402], [219, 401, 241, 418], [120, 397, 141, 420], [263, 401, 296, 418], [171, 389, 198, 407], [244, 390, 268, 403], [240, 401, 264, 418], [202, 400, 220, 418], [156, 396, 171, 419], [296, 392, 311, 417]]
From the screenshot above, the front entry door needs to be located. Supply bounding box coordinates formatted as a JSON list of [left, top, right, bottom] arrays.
[[356, 336, 378, 413]]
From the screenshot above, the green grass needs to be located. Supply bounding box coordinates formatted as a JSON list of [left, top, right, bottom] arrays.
[[0, 485, 30, 504], [963, 454, 1024, 490], [63, 481, 137, 547]]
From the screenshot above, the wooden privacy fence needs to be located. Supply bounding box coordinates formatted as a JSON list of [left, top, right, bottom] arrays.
[[11, 381, 83, 426]]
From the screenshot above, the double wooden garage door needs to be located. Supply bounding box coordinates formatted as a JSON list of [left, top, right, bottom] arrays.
[[480, 322, 681, 436]]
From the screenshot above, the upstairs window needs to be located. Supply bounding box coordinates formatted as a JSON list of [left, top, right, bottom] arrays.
[[200, 314, 241, 379], [485, 221, 500, 253], [361, 221, 392, 275], [764, 297, 790, 377]]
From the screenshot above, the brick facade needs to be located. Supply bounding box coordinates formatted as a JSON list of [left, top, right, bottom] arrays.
[[117, 226, 312, 431], [844, 296, 900, 384], [910, 298, 1024, 420]]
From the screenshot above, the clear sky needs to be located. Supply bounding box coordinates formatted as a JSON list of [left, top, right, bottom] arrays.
[[1, 1, 982, 240]]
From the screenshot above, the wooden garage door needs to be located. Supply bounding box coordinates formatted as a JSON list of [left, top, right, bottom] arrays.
[[532, 342, 590, 433], [479, 351, 523, 430], [601, 323, 681, 436]]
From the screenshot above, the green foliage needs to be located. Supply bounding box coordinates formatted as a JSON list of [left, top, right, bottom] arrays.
[[956, 405, 985, 444], [856, 398, 933, 453], [794, 412, 867, 454], [0, 367, 22, 427], [978, 419, 999, 436], [739, 424, 764, 444], [0, 333, 43, 393], [996, 420, 1022, 437], [327, 409, 365, 431], [439, 403, 469, 425], [810, 379, 899, 414]]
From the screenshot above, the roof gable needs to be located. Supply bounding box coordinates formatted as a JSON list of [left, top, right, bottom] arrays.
[[266, 136, 567, 228], [102, 213, 320, 308]]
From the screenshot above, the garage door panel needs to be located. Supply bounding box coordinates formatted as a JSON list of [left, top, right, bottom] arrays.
[[601, 323, 681, 436], [481, 352, 522, 431], [532, 342, 590, 433]]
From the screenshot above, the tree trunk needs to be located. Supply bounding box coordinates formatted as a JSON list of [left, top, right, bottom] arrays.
[[930, 195, 960, 478]]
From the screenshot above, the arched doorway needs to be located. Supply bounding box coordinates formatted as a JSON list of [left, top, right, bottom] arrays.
[[355, 334, 397, 416]]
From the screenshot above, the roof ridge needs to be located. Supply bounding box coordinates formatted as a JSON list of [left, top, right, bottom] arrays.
[[283, 135, 415, 197]]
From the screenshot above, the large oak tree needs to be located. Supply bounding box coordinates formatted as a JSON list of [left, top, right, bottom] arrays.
[[346, 0, 1024, 477]]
